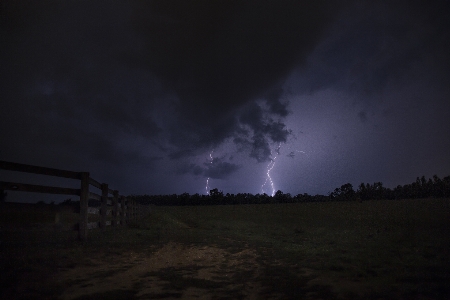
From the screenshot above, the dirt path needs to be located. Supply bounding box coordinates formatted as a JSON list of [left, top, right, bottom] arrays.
[[57, 242, 267, 299], [54, 241, 368, 300]]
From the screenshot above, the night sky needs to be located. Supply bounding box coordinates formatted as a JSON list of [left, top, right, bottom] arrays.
[[1, 1, 450, 202]]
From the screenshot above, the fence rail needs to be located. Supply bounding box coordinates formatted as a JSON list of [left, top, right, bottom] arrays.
[[0, 160, 148, 240]]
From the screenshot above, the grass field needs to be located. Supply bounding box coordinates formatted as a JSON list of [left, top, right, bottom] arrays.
[[1, 198, 449, 299]]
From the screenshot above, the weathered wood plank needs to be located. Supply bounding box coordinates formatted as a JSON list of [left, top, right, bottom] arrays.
[[1, 160, 149, 238], [87, 222, 99, 229], [79, 172, 89, 241], [88, 192, 101, 201], [0, 160, 81, 179], [88, 207, 99, 215], [100, 183, 108, 229], [112, 190, 119, 227], [0, 181, 80, 195], [88, 177, 102, 189], [99, 208, 112, 219]]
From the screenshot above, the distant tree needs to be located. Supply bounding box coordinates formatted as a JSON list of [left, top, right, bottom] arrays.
[[340, 183, 356, 200], [426, 178, 433, 197], [209, 188, 224, 204], [412, 177, 422, 198], [295, 193, 311, 203], [419, 176, 428, 198], [329, 183, 356, 201], [274, 190, 284, 202], [357, 183, 367, 200], [209, 188, 223, 197], [443, 176, 450, 197], [179, 192, 190, 205], [432, 175, 444, 198], [329, 187, 340, 200], [393, 185, 404, 199], [373, 182, 384, 199], [285, 193, 292, 202]]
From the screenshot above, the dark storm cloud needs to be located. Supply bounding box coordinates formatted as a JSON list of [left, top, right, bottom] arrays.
[[358, 111, 367, 123], [248, 134, 272, 163], [1, 1, 351, 168], [168, 149, 195, 160], [177, 163, 204, 177], [205, 161, 241, 180], [0, 0, 173, 171], [264, 87, 290, 117], [293, 0, 450, 98], [11, 0, 440, 199], [126, 0, 349, 156], [178, 156, 241, 180], [234, 101, 291, 162]]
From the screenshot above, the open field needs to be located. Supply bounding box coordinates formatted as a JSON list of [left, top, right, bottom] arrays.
[[1, 198, 449, 299]]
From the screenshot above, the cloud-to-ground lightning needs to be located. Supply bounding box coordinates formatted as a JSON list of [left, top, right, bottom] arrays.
[[261, 143, 281, 197], [205, 150, 214, 195]]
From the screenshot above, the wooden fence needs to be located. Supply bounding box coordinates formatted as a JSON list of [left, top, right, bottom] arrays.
[[0, 160, 148, 240]]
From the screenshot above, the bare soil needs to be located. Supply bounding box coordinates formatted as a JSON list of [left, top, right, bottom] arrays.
[[57, 242, 263, 299], [54, 240, 362, 300]]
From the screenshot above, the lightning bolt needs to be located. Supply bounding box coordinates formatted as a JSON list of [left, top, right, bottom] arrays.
[[261, 143, 281, 197], [205, 150, 214, 195]]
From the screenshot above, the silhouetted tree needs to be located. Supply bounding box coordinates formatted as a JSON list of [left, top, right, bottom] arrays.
[[432, 175, 444, 198], [330, 183, 356, 201], [128, 172, 450, 206], [443, 176, 450, 197], [340, 183, 356, 200], [357, 183, 367, 200], [373, 182, 385, 199], [330, 187, 340, 200], [274, 190, 284, 202], [209, 188, 223, 204]]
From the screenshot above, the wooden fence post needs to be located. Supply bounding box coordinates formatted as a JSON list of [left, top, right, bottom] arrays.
[[100, 183, 108, 229], [113, 190, 119, 227], [79, 172, 89, 241], [136, 201, 139, 221], [132, 199, 135, 223], [129, 199, 132, 222], [128, 199, 132, 223], [120, 196, 126, 225], [126, 198, 132, 224]]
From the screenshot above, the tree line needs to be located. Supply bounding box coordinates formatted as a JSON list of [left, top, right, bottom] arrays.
[[128, 174, 450, 206], [2, 174, 449, 206], [128, 189, 330, 206], [352, 175, 450, 201]]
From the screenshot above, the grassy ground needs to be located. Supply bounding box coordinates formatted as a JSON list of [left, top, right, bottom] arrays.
[[1, 199, 449, 299]]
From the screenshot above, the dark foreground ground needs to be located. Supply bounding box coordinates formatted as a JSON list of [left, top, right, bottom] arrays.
[[1, 198, 449, 299]]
